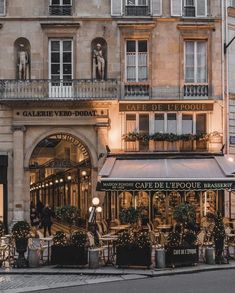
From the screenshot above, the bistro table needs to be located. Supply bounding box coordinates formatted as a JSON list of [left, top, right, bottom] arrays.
[[157, 224, 172, 233], [99, 235, 118, 266], [110, 225, 130, 234], [40, 236, 53, 265]]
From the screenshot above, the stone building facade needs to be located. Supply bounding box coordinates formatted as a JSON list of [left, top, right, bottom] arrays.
[[0, 0, 232, 229]]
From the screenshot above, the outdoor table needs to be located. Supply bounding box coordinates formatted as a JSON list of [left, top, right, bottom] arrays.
[[40, 236, 53, 265], [100, 235, 118, 266], [110, 225, 130, 233], [157, 225, 172, 233]]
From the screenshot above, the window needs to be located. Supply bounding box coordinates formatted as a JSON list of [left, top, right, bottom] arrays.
[[167, 113, 177, 134], [171, 0, 207, 17], [0, 0, 5, 15], [196, 113, 206, 134], [182, 114, 193, 133], [125, 0, 150, 16], [154, 113, 164, 133], [49, 39, 73, 83], [126, 114, 137, 133], [126, 40, 148, 82], [185, 41, 207, 84], [49, 0, 72, 16]]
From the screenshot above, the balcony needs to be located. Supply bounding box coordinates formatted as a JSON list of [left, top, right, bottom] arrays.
[[184, 84, 208, 97], [124, 84, 150, 98], [125, 5, 150, 16], [49, 5, 72, 16], [0, 79, 119, 101]]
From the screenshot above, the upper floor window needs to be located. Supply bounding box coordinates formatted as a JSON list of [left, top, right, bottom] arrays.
[[171, 0, 207, 17], [125, 0, 150, 16], [111, 0, 162, 17], [126, 40, 148, 82], [184, 41, 207, 84], [0, 0, 6, 15], [49, 0, 72, 16]]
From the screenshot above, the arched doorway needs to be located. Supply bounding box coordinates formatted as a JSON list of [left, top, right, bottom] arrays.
[[29, 133, 92, 223]]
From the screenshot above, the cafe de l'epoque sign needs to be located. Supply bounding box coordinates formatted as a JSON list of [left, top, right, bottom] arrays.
[[100, 180, 234, 191]]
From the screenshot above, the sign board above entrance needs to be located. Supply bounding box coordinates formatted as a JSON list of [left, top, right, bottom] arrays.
[[100, 180, 234, 191], [119, 103, 214, 112], [14, 109, 108, 118]]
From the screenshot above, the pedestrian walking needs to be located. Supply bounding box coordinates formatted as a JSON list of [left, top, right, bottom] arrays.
[[41, 204, 54, 237]]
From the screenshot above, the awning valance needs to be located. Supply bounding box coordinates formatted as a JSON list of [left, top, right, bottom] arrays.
[[98, 156, 235, 192]]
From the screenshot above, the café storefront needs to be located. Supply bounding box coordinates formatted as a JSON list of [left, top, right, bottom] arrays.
[[99, 155, 235, 226]]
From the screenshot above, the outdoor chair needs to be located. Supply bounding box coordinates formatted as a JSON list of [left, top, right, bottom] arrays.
[[197, 230, 206, 262]]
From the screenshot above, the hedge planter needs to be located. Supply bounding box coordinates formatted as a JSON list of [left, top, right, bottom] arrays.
[[51, 245, 88, 266], [165, 246, 199, 267], [15, 238, 29, 268], [116, 246, 151, 268]]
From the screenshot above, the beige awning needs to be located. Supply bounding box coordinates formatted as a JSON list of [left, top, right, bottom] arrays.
[[98, 155, 235, 191]]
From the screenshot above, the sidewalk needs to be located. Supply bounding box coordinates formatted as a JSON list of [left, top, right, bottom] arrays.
[[1, 261, 235, 293]]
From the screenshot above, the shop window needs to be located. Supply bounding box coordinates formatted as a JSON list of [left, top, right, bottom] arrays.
[[167, 113, 177, 134], [135, 191, 149, 222], [49, 0, 72, 16], [196, 113, 207, 150], [168, 192, 181, 223], [125, 114, 137, 151], [153, 192, 166, 225], [202, 190, 216, 216], [0, 0, 5, 15], [126, 40, 148, 82], [119, 192, 133, 209], [185, 191, 200, 223]]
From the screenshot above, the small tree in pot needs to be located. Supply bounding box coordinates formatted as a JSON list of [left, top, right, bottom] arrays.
[[212, 212, 226, 264], [12, 221, 31, 268]]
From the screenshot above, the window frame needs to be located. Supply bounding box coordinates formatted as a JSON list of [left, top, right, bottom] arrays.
[[49, 39, 73, 82], [0, 0, 6, 16], [125, 39, 148, 83], [49, 0, 72, 16], [183, 0, 207, 18], [184, 40, 208, 84]]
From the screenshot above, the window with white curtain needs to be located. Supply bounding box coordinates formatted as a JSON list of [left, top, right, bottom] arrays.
[[126, 40, 148, 82], [167, 113, 177, 134], [185, 41, 207, 83], [155, 113, 164, 133], [126, 114, 137, 133], [182, 114, 193, 134]]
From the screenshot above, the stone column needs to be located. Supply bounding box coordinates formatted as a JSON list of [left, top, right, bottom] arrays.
[[12, 125, 26, 222]]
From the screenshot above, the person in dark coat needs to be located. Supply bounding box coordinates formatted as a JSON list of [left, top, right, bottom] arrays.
[[36, 200, 44, 219], [41, 204, 54, 237]]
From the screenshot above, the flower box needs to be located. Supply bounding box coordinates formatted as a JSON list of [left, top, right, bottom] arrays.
[[180, 140, 194, 151], [165, 246, 199, 267], [154, 141, 165, 151], [165, 141, 180, 152], [116, 246, 151, 268], [51, 245, 88, 266]]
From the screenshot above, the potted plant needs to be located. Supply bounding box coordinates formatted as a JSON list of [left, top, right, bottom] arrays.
[[12, 221, 31, 268], [51, 230, 88, 266], [165, 203, 199, 267], [212, 212, 226, 264], [119, 207, 138, 225], [116, 230, 152, 268]]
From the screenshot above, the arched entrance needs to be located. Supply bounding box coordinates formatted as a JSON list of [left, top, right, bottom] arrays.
[[29, 133, 92, 223]]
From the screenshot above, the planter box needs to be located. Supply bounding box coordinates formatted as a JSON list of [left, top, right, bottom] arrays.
[[165, 141, 180, 152], [165, 246, 199, 267], [51, 245, 88, 266], [154, 141, 165, 151], [116, 246, 151, 268], [180, 140, 194, 151]]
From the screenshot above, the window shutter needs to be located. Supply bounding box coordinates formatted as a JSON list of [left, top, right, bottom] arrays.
[[0, 0, 5, 15], [151, 0, 162, 16], [196, 0, 206, 17], [111, 0, 122, 16], [171, 0, 182, 16]]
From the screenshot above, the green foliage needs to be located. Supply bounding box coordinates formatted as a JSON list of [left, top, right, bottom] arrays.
[[71, 231, 87, 248], [119, 207, 139, 224], [135, 231, 151, 249], [53, 231, 68, 247], [123, 132, 208, 142], [55, 205, 80, 225], [173, 203, 196, 230], [213, 212, 225, 242], [12, 221, 30, 240], [182, 231, 197, 247], [116, 231, 134, 248], [167, 232, 181, 248], [0, 221, 4, 237]]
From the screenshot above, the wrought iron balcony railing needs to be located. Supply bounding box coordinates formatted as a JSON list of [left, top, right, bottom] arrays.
[[0, 79, 119, 100], [184, 84, 208, 97], [125, 5, 150, 16], [49, 5, 72, 16], [124, 84, 150, 97]]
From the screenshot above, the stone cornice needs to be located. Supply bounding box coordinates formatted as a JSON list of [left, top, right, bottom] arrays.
[[177, 24, 215, 31], [41, 22, 80, 29], [117, 21, 156, 30]]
